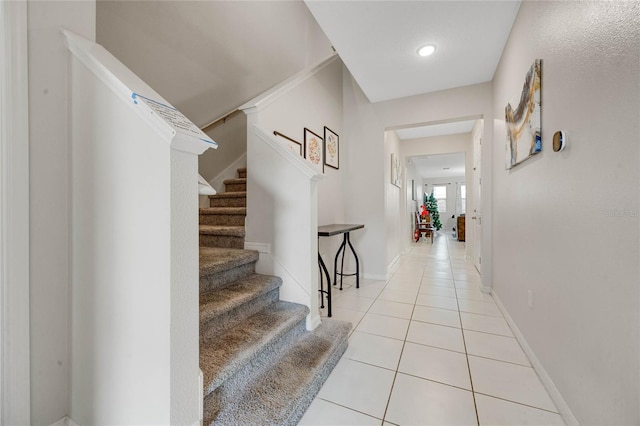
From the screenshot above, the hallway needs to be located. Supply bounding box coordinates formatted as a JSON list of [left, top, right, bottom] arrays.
[[301, 233, 565, 425]]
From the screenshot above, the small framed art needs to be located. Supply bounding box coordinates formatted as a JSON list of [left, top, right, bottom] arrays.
[[304, 128, 324, 171], [323, 126, 339, 170]]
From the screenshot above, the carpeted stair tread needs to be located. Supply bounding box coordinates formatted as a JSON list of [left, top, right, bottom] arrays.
[[208, 191, 246, 199], [223, 178, 246, 185], [199, 247, 257, 278], [199, 225, 245, 237], [237, 167, 247, 173], [200, 274, 282, 325], [201, 301, 309, 394], [209, 319, 351, 426], [199, 207, 247, 215]]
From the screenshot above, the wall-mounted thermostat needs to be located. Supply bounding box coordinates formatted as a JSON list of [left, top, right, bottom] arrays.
[[553, 131, 566, 152]]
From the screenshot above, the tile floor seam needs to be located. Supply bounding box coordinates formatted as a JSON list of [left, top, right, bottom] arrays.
[[466, 353, 533, 368], [395, 371, 473, 393], [379, 280, 420, 425], [315, 397, 384, 421], [447, 235, 481, 426], [472, 392, 562, 414]]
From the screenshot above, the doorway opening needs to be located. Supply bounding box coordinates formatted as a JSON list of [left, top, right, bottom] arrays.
[[390, 117, 483, 272]]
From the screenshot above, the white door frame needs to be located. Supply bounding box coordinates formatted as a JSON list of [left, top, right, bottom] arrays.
[[1, 1, 31, 424], [471, 121, 483, 273]]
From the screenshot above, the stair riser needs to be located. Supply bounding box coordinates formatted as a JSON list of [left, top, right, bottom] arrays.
[[199, 214, 246, 227], [224, 183, 246, 192], [204, 320, 308, 419], [200, 263, 255, 293], [200, 234, 244, 250], [201, 289, 279, 344], [282, 339, 348, 425], [209, 197, 246, 208], [238, 171, 246, 179]]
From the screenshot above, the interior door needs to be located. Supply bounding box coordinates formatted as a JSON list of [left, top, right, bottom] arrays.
[[472, 123, 482, 273]]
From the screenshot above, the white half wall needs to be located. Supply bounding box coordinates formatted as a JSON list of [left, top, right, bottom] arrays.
[[491, 2, 639, 423], [244, 57, 350, 299], [69, 55, 171, 424], [66, 31, 206, 425]]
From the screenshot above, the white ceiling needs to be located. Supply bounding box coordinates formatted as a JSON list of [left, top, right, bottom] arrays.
[[305, 1, 521, 102], [411, 152, 466, 179], [395, 119, 476, 140]]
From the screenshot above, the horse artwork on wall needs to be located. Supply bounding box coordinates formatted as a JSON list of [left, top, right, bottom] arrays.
[[505, 59, 542, 169]]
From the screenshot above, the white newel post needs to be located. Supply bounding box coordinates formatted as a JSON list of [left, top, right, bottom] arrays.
[[64, 31, 215, 425]]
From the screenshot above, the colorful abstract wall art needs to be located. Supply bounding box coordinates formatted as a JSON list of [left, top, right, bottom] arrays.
[[505, 59, 542, 169]]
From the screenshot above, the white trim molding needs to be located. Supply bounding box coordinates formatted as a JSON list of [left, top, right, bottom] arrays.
[[239, 54, 338, 114], [0, 1, 31, 424], [492, 292, 579, 426], [48, 416, 82, 426]]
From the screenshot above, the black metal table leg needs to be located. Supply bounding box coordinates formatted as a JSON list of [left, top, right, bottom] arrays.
[[333, 234, 347, 290], [346, 232, 361, 288], [318, 252, 332, 317]]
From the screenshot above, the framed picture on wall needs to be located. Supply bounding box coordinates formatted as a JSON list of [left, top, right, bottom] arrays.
[[323, 126, 339, 170], [304, 128, 324, 172]]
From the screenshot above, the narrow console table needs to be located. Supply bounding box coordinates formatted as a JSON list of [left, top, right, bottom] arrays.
[[317, 224, 364, 317]]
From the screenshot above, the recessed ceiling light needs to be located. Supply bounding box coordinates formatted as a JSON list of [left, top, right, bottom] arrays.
[[417, 44, 436, 57]]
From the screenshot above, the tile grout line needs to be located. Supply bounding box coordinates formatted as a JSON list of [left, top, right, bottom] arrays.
[[380, 246, 425, 425], [446, 233, 481, 426]]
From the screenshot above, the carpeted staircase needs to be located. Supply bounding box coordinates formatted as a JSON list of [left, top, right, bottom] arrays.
[[199, 167, 350, 425]]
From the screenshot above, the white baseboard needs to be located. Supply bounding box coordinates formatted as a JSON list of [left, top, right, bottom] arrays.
[[386, 254, 401, 278], [244, 241, 271, 254], [49, 418, 67, 426], [492, 292, 578, 426], [307, 312, 322, 331], [363, 273, 387, 281], [49, 417, 81, 426]]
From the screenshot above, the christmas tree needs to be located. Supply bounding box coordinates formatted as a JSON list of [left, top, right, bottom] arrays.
[[424, 192, 442, 231]]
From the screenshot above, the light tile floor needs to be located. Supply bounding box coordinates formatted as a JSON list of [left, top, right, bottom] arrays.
[[300, 232, 565, 426]]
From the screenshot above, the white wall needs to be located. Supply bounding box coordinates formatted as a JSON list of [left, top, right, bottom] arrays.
[[258, 59, 345, 226], [199, 112, 247, 193], [384, 131, 402, 268], [491, 2, 639, 424], [26, 2, 95, 424], [96, 0, 333, 128], [342, 68, 387, 279], [404, 160, 424, 251]]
